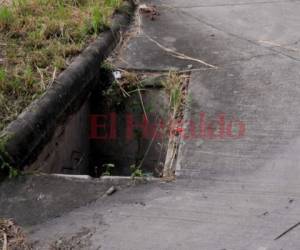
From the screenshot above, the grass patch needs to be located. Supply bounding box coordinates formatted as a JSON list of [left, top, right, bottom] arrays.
[[162, 71, 187, 119], [0, 0, 122, 131]]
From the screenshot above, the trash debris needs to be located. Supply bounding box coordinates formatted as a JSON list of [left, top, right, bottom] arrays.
[[138, 4, 160, 20], [113, 71, 122, 80], [104, 186, 116, 196], [274, 221, 300, 240]]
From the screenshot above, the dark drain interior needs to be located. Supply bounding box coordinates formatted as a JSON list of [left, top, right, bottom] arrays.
[[89, 71, 170, 177], [26, 68, 187, 178]]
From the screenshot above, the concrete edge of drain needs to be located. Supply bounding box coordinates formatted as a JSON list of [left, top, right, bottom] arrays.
[[0, 0, 136, 170], [50, 174, 162, 184], [139, 74, 186, 178], [174, 79, 193, 178]]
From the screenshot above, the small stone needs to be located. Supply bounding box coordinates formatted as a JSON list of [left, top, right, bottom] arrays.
[[37, 193, 45, 201], [105, 186, 116, 196]]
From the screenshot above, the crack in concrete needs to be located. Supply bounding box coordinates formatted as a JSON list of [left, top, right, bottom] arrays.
[[227, 53, 279, 65], [258, 40, 300, 53], [143, 33, 217, 68], [172, 8, 300, 64]]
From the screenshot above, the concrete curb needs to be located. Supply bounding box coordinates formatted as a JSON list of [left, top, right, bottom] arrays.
[[50, 174, 162, 185], [0, 1, 136, 170]]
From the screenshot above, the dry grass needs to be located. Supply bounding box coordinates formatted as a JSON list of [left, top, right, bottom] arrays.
[[0, 0, 122, 131], [162, 71, 188, 119], [0, 218, 32, 250]]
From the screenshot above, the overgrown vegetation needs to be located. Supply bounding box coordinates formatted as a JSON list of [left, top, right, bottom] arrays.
[[101, 163, 115, 176], [0, 0, 122, 131], [162, 71, 186, 120], [130, 164, 144, 178]]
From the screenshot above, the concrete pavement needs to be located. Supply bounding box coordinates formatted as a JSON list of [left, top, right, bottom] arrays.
[[27, 0, 300, 249]]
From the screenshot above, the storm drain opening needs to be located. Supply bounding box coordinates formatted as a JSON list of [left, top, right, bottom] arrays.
[[89, 68, 189, 178], [22, 68, 189, 179]]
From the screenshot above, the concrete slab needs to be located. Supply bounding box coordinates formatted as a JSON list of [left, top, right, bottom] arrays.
[[27, 180, 300, 249], [0, 175, 137, 226], [115, 1, 271, 70], [104, 0, 300, 248], [176, 53, 300, 178]]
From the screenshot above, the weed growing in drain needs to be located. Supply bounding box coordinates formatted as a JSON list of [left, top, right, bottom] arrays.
[[130, 164, 144, 178], [101, 163, 115, 176], [162, 71, 186, 119], [0, 0, 123, 131]]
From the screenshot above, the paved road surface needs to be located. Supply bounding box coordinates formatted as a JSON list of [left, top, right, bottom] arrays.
[[28, 0, 300, 249]]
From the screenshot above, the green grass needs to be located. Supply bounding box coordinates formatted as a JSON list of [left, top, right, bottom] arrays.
[[0, 0, 122, 131], [162, 71, 185, 119]]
